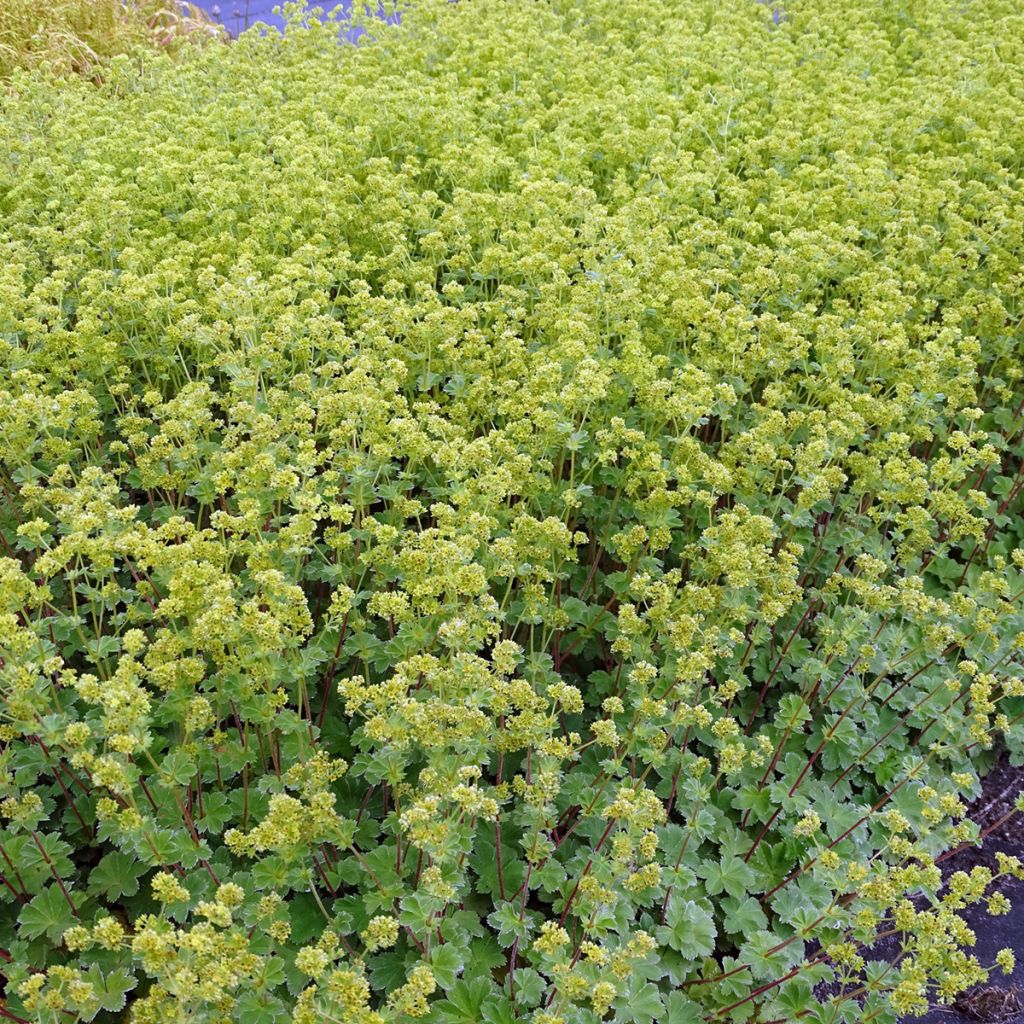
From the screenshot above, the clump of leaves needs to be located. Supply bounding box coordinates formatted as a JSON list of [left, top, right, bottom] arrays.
[[1, 1, 1024, 1022], [0, 0, 222, 81]]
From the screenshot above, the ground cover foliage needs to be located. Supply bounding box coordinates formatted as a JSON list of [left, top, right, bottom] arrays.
[[1, 0, 1024, 1021]]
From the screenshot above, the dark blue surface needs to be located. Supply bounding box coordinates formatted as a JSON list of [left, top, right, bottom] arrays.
[[191, 0, 290, 34], [190, 0, 391, 39]]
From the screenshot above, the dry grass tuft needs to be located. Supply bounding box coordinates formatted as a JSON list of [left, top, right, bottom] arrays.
[[0, 0, 225, 80]]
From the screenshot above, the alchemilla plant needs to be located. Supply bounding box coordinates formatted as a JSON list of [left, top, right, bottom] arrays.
[[1, 0, 1023, 1021]]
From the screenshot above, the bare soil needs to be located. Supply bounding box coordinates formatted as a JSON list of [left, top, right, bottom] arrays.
[[904, 758, 1024, 1024]]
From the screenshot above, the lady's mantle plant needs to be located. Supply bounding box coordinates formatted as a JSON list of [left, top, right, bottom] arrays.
[[1, 1, 1024, 1021]]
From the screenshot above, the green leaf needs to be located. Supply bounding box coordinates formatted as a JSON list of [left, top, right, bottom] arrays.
[[160, 749, 198, 787], [722, 895, 768, 937], [778, 693, 812, 728], [85, 634, 121, 664], [137, 827, 179, 867], [252, 855, 292, 892], [765, 977, 815, 1021], [20, 833, 75, 883], [508, 967, 544, 1009], [289, 893, 327, 944], [739, 930, 797, 982], [614, 980, 664, 1024], [461, 934, 505, 980], [431, 977, 493, 1024], [440, 909, 485, 942], [236, 991, 288, 1024], [481, 994, 517, 1024], [428, 944, 465, 991], [369, 950, 413, 994], [88, 851, 144, 900], [697, 857, 755, 899], [486, 902, 537, 948], [472, 823, 526, 901], [82, 965, 137, 1019], [18, 884, 79, 944], [532, 857, 566, 895], [260, 956, 288, 991], [197, 791, 233, 834], [665, 991, 703, 1024], [656, 897, 716, 960], [400, 891, 444, 934]]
